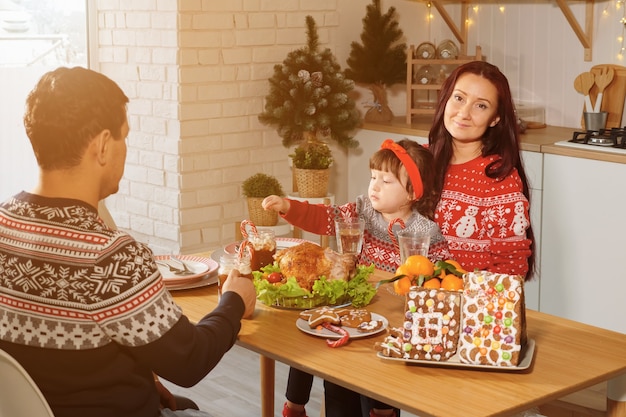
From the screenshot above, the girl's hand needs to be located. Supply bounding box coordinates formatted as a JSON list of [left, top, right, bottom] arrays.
[[262, 195, 289, 213]]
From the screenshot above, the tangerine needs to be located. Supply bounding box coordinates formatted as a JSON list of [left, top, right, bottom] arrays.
[[437, 259, 467, 278], [440, 274, 464, 291], [404, 255, 435, 277], [393, 275, 413, 295], [394, 264, 412, 279], [422, 277, 441, 289], [445, 259, 467, 274]]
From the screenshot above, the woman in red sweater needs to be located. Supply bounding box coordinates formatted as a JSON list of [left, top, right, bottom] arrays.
[[429, 61, 535, 280]]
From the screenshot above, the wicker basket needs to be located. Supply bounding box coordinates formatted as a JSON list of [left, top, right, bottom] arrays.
[[246, 197, 278, 226], [294, 168, 330, 198]]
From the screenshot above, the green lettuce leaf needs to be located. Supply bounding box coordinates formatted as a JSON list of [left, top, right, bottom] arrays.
[[346, 264, 377, 307], [253, 263, 376, 307]]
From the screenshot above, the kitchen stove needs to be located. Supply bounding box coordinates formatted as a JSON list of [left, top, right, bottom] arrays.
[[554, 126, 626, 155]]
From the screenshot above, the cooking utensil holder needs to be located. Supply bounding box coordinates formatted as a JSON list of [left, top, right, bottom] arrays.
[[583, 111, 608, 131]]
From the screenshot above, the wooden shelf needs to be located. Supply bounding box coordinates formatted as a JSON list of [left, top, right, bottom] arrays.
[[405, 44, 483, 124], [419, 0, 594, 61]]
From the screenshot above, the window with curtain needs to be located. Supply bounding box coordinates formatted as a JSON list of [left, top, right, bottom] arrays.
[[0, 0, 88, 200]]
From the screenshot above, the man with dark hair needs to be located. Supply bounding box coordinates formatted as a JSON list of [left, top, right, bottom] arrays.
[[0, 67, 256, 417]]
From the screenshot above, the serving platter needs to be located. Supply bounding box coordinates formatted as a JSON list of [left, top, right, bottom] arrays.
[[377, 338, 536, 371], [165, 274, 218, 291], [296, 313, 388, 339], [225, 237, 308, 254], [211, 237, 311, 263]]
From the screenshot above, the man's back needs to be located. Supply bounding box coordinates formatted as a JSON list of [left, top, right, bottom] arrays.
[[0, 66, 255, 417], [0, 191, 178, 416]]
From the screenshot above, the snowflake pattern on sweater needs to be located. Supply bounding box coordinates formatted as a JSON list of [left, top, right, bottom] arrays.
[[0, 192, 181, 350], [0, 192, 246, 417], [434, 155, 532, 277]]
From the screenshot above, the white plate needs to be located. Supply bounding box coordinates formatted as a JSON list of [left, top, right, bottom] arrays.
[[155, 255, 218, 285], [296, 313, 388, 339], [165, 273, 218, 291], [210, 248, 227, 264], [377, 338, 536, 371]]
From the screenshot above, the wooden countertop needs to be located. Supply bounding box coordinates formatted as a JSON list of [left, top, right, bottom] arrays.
[[362, 117, 626, 164]]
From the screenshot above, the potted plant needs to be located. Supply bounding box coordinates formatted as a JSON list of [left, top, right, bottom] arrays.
[[289, 137, 334, 197], [345, 0, 407, 122], [242, 173, 285, 226], [258, 15, 361, 197]]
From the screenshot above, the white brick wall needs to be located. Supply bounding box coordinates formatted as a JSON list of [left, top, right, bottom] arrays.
[[97, 1, 340, 255]]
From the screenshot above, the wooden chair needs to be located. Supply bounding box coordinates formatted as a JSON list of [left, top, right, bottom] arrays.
[[0, 349, 55, 417], [98, 200, 117, 230], [537, 383, 607, 417]]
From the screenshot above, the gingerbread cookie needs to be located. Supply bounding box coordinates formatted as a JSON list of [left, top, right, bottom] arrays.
[[338, 308, 371, 328], [357, 320, 383, 333], [376, 327, 404, 358], [301, 306, 341, 328]]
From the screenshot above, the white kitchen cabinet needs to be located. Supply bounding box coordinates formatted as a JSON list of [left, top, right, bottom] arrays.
[[520, 150, 543, 311], [541, 153, 626, 334]]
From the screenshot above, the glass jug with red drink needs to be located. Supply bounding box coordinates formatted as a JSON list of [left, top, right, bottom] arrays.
[[240, 220, 277, 271]]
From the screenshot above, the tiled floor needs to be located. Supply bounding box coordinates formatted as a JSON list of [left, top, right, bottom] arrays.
[[160, 344, 324, 417], [160, 343, 420, 417]]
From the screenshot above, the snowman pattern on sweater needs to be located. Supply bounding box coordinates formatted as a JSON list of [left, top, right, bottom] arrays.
[[434, 156, 532, 277], [453, 205, 479, 237], [510, 201, 530, 236]]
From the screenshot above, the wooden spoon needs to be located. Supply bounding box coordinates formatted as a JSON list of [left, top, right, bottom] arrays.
[[574, 72, 595, 112], [593, 67, 615, 112]]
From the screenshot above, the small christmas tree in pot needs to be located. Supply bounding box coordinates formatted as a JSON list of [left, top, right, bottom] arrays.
[[346, 0, 407, 123], [259, 15, 360, 197]]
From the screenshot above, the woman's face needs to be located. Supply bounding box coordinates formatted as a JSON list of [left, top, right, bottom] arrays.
[[443, 73, 500, 143]]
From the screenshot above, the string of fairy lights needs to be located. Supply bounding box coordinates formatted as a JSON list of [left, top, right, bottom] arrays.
[[616, 0, 626, 58], [424, 1, 626, 60]]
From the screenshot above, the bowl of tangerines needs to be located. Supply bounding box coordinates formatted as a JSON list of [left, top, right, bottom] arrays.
[[380, 255, 467, 295]]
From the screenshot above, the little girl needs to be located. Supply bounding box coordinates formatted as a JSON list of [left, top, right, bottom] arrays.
[[262, 138, 451, 417]]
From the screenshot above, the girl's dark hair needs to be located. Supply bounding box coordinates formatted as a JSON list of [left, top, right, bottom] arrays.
[[24, 67, 129, 170], [428, 61, 536, 279], [370, 139, 438, 219]]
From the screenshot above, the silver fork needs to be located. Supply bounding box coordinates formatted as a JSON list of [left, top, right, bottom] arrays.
[[171, 256, 194, 274], [155, 261, 194, 275]]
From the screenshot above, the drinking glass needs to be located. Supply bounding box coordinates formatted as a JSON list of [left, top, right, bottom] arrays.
[[217, 253, 252, 300], [247, 230, 276, 271], [335, 218, 365, 255], [397, 229, 430, 263]]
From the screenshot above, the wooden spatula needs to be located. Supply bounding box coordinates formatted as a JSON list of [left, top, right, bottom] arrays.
[[574, 72, 595, 112], [593, 67, 615, 112]]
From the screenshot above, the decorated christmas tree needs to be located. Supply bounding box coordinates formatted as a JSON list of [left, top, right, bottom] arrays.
[[345, 0, 407, 122], [258, 15, 360, 150]]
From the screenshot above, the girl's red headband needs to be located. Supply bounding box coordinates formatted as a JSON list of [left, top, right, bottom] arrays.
[[380, 139, 424, 200]]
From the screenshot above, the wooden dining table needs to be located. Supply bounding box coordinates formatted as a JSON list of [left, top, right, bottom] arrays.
[[172, 261, 626, 417]]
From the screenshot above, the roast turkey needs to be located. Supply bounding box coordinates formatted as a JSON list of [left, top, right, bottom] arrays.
[[274, 241, 357, 291]]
